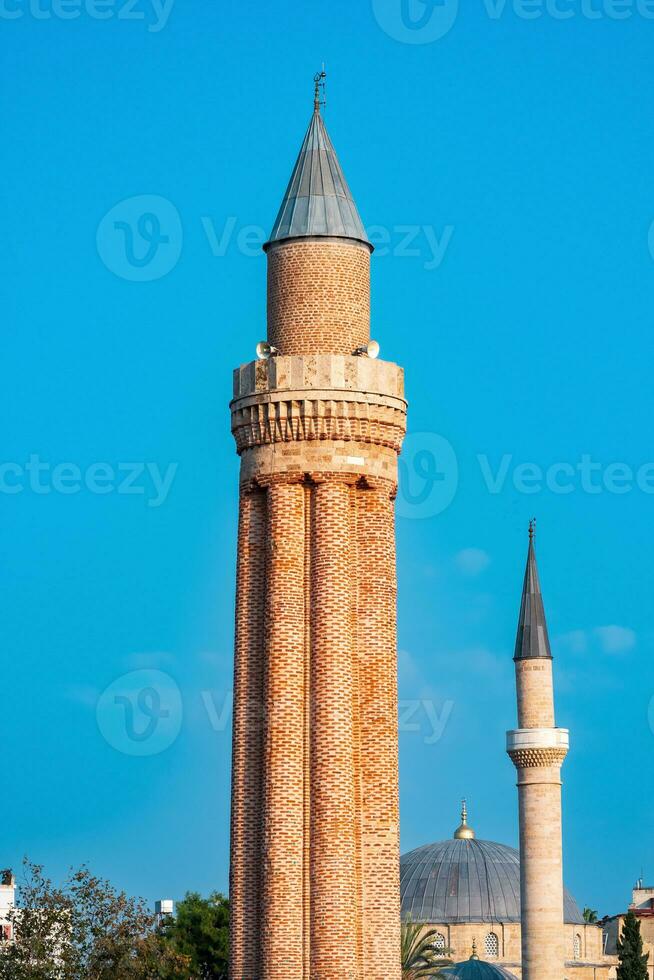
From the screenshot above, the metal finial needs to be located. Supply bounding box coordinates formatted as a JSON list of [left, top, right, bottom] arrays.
[[528, 518, 536, 542], [314, 67, 326, 114], [470, 938, 479, 960], [454, 798, 475, 839]]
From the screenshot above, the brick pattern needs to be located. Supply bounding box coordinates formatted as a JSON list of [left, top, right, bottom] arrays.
[[229, 474, 402, 980], [229, 234, 404, 980], [358, 487, 401, 975], [266, 239, 371, 356], [229, 490, 266, 980], [261, 483, 306, 979], [310, 481, 359, 978]]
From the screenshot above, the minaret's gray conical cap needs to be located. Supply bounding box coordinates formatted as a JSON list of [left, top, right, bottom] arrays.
[[514, 522, 552, 661], [266, 108, 370, 250]]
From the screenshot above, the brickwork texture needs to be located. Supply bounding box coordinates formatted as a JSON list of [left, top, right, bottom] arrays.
[[266, 238, 371, 356], [229, 237, 406, 980]]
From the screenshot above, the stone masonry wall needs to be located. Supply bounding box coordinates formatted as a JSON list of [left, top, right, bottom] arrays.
[[516, 659, 555, 729]]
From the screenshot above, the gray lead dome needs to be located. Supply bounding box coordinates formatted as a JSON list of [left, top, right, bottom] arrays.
[[400, 838, 583, 925]]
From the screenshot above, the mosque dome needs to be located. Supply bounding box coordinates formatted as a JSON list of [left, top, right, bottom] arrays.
[[400, 834, 584, 926], [441, 958, 519, 979]]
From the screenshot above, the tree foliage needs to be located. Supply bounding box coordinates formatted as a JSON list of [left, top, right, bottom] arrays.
[[583, 907, 598, 923], [0, 860, 190, 980], [401, 916, 452, 979], [617, 910, 649, 980], [159, 891, 229, 980]]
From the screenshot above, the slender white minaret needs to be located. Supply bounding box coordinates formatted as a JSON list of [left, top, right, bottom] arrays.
[[506, 522, 569, 980]]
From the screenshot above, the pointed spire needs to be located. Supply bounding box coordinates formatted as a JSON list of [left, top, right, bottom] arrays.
[[514, 519, 553, 661], [265, 75, 370, 250]]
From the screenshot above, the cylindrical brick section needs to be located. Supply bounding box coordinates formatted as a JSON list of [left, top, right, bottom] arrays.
[[516, 659, 555, 729], [310, 480, 358, 978], [229, 489, 267, 980], [357, 484, 402, 980], [261, 482, 307, 980], [303, 485, 312, 980], [267, 238, 371, 356], [517, 767, 566, 980]]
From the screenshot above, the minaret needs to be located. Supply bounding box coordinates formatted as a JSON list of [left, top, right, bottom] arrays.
[[506, 522, 569, 980], [229, 76, 407, 980]]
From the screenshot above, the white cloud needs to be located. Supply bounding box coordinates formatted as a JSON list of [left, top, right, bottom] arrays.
[[455, 548, 491, 577], [593, 625, 636, 655], [554, 625, 636, 658]]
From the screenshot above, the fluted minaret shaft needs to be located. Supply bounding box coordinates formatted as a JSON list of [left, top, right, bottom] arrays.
[[229, 98, 406, 980], [507, 526, 569, 980]]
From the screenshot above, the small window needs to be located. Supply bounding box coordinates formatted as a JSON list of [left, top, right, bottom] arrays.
[[431, 932, 446, 952], [484, 932, 499, 957], [574, 934, 582, 959]]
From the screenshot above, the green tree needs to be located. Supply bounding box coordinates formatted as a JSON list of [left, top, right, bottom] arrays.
[[0, 860, 190, 980], [616, 910, 649, 980], [583, 907, 598, 923], [401, 917, 452, 979], [160, 892, 229, 980]]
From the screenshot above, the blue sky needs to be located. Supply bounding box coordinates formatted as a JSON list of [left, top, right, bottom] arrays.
[[2, 0, 653, 918]]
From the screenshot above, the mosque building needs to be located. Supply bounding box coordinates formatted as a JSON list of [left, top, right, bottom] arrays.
[[400, 803, 607, 978]]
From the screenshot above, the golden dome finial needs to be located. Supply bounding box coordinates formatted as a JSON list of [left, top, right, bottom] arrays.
[[470, 938, 479, 960], [454, 798, 476, 840]]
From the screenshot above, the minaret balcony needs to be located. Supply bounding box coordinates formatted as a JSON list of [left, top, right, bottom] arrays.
[[506, 727, 569, 769]]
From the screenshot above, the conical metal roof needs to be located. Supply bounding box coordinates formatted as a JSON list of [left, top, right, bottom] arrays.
[[514, 522, 552, 661], [266, 108, 370, 249]]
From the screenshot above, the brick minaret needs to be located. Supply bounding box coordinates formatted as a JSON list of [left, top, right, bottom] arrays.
[[506, 522, 569, 980], [229, 84, 406, 980]]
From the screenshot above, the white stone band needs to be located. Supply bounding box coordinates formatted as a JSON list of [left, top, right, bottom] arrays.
[[506, 728, 569, 753]]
